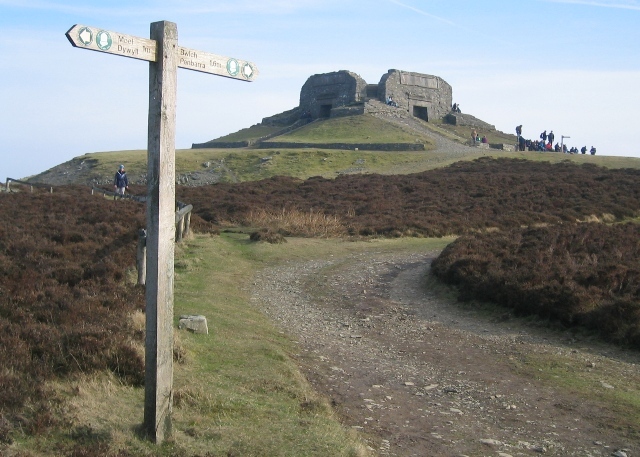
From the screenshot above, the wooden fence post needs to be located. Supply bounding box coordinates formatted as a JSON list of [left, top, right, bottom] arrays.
[[176, 216, 184, 242], [184, 212, 191, 237], [137, 229, 147, 285]]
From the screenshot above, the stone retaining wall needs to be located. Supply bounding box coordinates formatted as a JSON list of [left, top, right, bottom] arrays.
[[364, 99, 411, 119], [444, 112, 496, 131], [191, 140, 251, 149], [493, 143, 516, 151], [257, 142, 425, 151], [330, 105, 365, 118], [261, 107, 302, 126]]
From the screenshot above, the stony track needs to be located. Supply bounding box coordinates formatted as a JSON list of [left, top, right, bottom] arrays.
[[250, 246, 639, 457]]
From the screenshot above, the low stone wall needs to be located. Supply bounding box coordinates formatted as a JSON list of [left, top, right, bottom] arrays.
[[491, 143, 516, 152], [257, 142, 425, 151], [330, 105, 365, 118], [445, 113, 496, 131], [257, 119, 312, 142], [261, 107, 302, 126], [364, 99, 411, 120], [191, 141, 251, 149]]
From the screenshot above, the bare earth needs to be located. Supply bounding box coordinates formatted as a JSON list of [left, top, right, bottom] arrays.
[[250, 246, 640, 457]]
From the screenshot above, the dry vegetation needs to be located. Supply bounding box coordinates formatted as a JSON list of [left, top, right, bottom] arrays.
[[178, 157, 640, 237], [0, 187, 146, 444], [432, 223, 640, 346], [2, 156, 640, 453], [176, 157, 640, 346]]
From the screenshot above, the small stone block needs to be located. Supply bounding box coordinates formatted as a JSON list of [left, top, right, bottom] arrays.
[[178, 315, 209, 334]]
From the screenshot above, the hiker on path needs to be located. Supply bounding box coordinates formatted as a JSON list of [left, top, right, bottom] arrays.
[[114, 164, 129, 197], [516, 125, 522, 138], [540, 130, 547, 142], [590, 146, 597, 155], [548, 130, 555, 146]]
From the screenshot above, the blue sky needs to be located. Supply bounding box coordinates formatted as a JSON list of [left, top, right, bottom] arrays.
[[1, 0, 639, 179]]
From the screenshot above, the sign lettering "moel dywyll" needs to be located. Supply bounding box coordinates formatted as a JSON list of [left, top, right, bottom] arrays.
[[65, 24, 258, 81]]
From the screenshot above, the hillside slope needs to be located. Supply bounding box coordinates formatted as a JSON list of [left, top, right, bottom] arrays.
[[24, 110, 640, 187]]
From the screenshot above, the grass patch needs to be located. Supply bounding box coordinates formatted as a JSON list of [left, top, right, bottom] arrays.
[[13, 234, 385, 456], [509, 349, 640, 438], [72, 145, 640, 189], [169, 234, 371, 456], [427, 276, 640, 440], [209, 149, 450, 182], [245, 208, 345, 238], [270, 115, 435, 146], [207, 124, 283, 142]]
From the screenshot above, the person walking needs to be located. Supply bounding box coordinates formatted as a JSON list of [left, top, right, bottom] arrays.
[[540, 130, 547, 142], [114, 164, 129, 198]]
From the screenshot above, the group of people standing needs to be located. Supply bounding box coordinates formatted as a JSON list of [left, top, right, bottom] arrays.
[[516, 125, 596, 155], [471, 129, 488, 145]]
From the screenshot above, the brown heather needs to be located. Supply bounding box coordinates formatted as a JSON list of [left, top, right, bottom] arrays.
[[431, 223, 640, 347], [0, 186, 146, 442], [177, 158, 640, 238], [1, 157, 639, 448]]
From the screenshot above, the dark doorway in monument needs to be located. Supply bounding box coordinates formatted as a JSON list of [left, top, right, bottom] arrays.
[[319, 104, 332, 118], [413, 106, 429, 122]]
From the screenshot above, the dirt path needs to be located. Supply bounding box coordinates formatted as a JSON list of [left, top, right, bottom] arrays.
[[250, 247, 640, 457]]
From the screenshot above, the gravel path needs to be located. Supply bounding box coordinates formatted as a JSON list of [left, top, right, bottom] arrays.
[[250, 246, 640, 457]]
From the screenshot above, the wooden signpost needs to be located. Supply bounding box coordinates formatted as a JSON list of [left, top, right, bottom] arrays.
[[66, 21, 258, 443]]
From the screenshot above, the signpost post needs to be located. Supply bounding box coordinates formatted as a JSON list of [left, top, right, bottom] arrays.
[[66, 21, 258, 443], [561, 135, 570, 154]]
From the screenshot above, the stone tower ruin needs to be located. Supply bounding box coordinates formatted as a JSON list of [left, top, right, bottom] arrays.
[[377, 69, 452, 121], [260, 68, 495, 131], [299, 70, 368, 119], [298, 69, 452, 122]]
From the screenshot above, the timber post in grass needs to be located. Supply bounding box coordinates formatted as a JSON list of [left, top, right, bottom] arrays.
[[144, 20, 177, 443], [66, 20, 258, 443]]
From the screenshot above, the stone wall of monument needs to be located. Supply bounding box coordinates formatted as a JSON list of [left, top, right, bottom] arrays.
[[378, 69, 452, 121], [266, 69, 454, 124], [299, 70, 368, 119]]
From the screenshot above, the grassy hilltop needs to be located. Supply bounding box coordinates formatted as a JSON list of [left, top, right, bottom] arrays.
[[27, 113, 640, 186]]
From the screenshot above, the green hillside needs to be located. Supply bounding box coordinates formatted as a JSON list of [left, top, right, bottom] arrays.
[[27, 113, 640, 186], [265, 114, 435, 145]]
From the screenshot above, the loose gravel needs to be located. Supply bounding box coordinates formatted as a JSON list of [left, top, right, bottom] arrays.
[[250, 247, 640, 457]]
